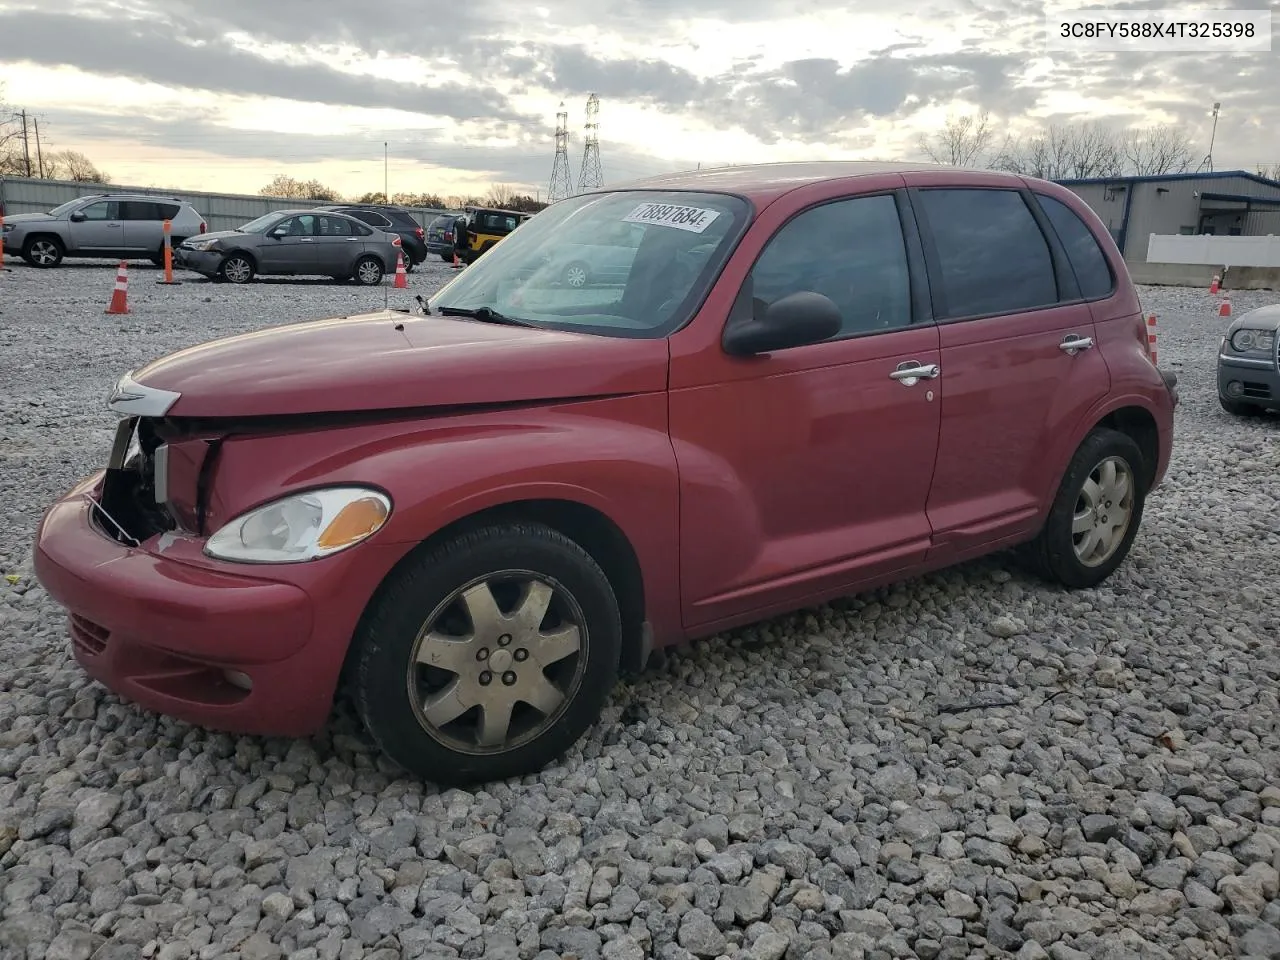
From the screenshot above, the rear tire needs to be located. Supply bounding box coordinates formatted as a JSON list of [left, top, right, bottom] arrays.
[[353, 255, 384, 286], [1021, 427, 1146, 590], [352, 522, 622, 785], [23, 236, 64, 268]]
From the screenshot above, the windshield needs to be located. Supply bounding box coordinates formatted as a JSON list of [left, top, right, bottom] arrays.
[[238, 212, 287, 234], [429, 190, 752, 339], [47, 198, 86, 217]]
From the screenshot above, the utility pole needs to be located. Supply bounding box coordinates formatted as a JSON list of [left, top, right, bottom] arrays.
[[19, 110, 31, 177], [33, 116, 44, 178]]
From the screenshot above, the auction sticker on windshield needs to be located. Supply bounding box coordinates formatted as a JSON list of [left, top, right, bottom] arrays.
[[622, 202, 721, 234]]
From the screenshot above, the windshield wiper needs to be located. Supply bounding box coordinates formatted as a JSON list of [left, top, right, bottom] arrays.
[[436, 306, 539, 327]]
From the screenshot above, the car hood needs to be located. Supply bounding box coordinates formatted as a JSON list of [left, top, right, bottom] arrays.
[[127, 309, 669, 418], [2, 213, 53, 226], [1228, 304, 1280, 332], [183, 229, 248, 244]]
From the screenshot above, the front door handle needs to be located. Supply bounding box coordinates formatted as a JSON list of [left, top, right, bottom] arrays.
[[1060, 335, 1094, 355], [299, 238, 315, 243], [890, 361, 940, 386]]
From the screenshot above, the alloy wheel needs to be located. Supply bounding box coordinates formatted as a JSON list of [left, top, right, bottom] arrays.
[[1072, 455, 1134, 567]]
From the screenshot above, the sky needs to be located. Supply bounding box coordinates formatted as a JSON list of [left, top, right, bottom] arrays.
[[1, 0, 1277, 201]]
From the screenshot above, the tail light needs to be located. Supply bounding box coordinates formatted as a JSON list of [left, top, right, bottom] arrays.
[[199, 221, 207, 234], [444, 230, 453, 242], [414, 227, 424, 239]]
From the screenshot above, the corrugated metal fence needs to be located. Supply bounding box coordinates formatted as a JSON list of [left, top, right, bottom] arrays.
[[0, 176, 451, 232]]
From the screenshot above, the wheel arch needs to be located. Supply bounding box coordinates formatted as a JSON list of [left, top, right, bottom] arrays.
[[1093, 404, 1160, 491], [221, 247, 258, 268], [23, 232, 66, 256], [339, 496, 650, 697]]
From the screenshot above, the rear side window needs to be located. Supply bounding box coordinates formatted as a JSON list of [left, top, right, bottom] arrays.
[[1036, 194, 1114, 300], [157, 202, 181, 220], [917, 188, 1058, 319], [350, 210, 392, 228], [120, 201, 157, 220]]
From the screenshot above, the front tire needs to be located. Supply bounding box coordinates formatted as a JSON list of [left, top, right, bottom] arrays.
[[218, 254, 254, 284], [23, 236, 64, 268], [352, 522, 622, 785], [1220, 396, 1261, 416], [1022, 427, 1146, 589]]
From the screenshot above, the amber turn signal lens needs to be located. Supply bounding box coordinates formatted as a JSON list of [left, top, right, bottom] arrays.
[[316, 496, 389, 550]]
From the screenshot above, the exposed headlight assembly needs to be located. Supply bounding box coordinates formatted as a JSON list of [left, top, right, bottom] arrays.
[[184, 238, 219, 251], [1230, 328, 1276, 354], [205, 486, 392, 563]]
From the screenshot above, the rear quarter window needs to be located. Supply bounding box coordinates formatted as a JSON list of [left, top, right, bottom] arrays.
[[1036, 194, 1115, 300]]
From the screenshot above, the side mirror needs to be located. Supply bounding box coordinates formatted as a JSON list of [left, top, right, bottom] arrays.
[[722, 290, 843, 356], [68, 212, 86, 223], [269, 226, 288, 239]]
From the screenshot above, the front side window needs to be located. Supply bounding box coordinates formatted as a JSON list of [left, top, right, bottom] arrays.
[[917, 188, 1058, 319], [79, 201, 118, 221], [429, 190, 751, 339], [745, 194, 913, 338]]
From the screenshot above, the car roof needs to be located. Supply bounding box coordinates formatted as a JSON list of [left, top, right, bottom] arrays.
[[589, 160, 1027, 204], [74, 193, 188, 203]]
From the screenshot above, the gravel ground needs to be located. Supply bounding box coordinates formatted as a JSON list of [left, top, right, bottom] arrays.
[[1, 258, 1279, 960]]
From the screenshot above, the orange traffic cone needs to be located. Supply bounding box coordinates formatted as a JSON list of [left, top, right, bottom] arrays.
[[393, 251, 408, 289], [1209, 274, 1220, 294], [1219, 296, 1232, 317], [1146, 313, 1158, 365], [105, 261, 129, 314]]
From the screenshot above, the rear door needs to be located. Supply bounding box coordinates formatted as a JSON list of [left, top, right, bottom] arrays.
[[908, 181, 1112, 561], [313, 214, 363, 274], [67, 200, 122, 254], [120, 200, 162, 254]]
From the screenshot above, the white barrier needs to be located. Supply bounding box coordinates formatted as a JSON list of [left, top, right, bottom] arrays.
[[1147, 233, 1280, 268]]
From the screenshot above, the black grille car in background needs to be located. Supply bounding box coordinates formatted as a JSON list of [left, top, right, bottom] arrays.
[[321, 204, 428, 269], [426, 212, 467, 262]]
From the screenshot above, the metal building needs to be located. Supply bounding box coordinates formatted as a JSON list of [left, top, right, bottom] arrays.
[[1056, 170, 1280, 271]]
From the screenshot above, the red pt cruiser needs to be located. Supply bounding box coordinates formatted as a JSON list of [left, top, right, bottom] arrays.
[[34, 162, 1178, 784]]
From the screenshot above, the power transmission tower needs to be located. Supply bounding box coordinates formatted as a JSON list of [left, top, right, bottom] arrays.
[[547, 102, 573, 202], [577, 94, 602, 191]]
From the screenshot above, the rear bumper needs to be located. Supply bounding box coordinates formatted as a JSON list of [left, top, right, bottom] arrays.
[[32, 474, 362, 736]]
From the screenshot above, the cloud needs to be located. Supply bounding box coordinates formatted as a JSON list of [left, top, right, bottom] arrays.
[[0, 8, 534, 126], [34, 107, 696, 193]]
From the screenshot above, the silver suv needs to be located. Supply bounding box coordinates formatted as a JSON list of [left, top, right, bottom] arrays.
[[2, 193, 208, 268]]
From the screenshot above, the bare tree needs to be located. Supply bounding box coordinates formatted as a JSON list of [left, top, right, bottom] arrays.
[[485, 182, 520, 207], [917, 111, 996, 167], [1123, 124, 1193, 176], [990, 121, 1123, 179], [1255, 163, 1280, 180], [0, 83, 27, 176], [44, 149, 109, 183]]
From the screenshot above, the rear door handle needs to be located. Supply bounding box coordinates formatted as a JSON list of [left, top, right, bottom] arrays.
[[300, 238, 315, 243], [1060, 335, 1094, 354], [890, 361, 940, 385]]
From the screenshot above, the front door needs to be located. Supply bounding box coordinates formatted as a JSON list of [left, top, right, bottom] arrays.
[[669, 190, 942, 629], [907, 185, 1114, 559], [260, 215, 318, 273], [67, 200, 123, 255]]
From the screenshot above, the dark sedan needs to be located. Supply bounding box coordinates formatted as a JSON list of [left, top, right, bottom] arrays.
[[1218, 303, 1280, 415], [174, 209, 399, 284]]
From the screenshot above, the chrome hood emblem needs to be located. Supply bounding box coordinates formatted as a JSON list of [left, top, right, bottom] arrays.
[[107, 370, 181, 417]]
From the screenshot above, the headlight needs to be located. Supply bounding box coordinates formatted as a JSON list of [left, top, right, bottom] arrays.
[[183, 238, 219, 251], [1230, 328, 1276, 354], [205, 487, 391, 563]]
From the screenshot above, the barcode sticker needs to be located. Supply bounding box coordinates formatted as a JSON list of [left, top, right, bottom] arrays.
[[622, 202, 721, 233]]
